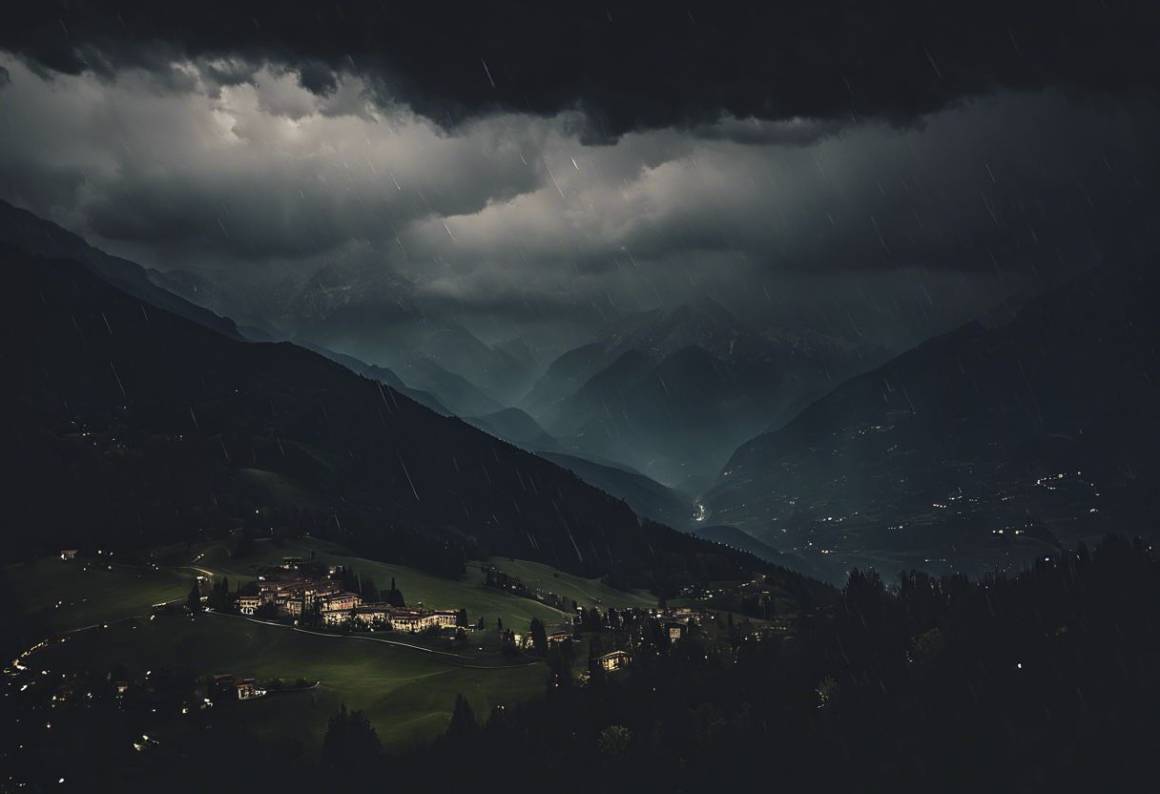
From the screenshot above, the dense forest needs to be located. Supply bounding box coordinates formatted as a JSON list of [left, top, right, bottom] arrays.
[[389, 535, 1158, 792]]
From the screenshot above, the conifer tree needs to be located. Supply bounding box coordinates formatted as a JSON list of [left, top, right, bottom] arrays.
[[447, 693, 477, 738]]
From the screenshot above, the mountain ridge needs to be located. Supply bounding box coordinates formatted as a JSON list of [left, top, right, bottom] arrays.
[[1, 234, 758, 590], [702, 261, 1160, 579]]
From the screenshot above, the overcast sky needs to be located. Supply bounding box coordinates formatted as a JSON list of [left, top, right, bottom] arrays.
[[2, 3, 1158, 351]]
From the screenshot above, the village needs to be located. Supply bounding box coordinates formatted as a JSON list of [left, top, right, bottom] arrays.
[[185, 554, 756, 679], [212, 556, 464, 634]]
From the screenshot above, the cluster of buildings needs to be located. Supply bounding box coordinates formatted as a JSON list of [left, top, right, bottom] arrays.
[[210, 673, 266, 701], [511, 626, 573, 651], [235, 567, 459, 633], [236, 576, 346, 618], [602, 605, 701, 641], [598, 650, 631, 672], [345, 605, 459, 631]]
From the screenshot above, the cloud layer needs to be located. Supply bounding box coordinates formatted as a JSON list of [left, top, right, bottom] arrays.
[[1, 45, 1158, 351], [4, 2, 1159, 139]]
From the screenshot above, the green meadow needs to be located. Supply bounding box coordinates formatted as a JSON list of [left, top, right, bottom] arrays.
[[481, 556, 657, 612], [4, 557, 195, 637], [35, 611, 545, 749]]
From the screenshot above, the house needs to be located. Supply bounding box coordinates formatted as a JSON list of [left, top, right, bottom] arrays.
[[599, 650, 631, 672], [318, 592, 362, 624], [386, 608, 459, 632], [237, 595, 262, 615], [319, 592, 362, 625], [59, 549, 78, 561], [665, 622, 687, 642], [235, 678, 265, 700], [352, 605, 391, 626], [322, 592, 362, 613], [303, 581, 341, 607], [386, 608, 427, 632], [547, 630, 572, 645], [259, 578, 308, 617], [430, 610, 459, 629]]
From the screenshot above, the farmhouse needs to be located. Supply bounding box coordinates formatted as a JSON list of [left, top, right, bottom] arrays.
[[237, 595, 262, 615], [599, 650, 631, 672], [235, 678, 265, 701]]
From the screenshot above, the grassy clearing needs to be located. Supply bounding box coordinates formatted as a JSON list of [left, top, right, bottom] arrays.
[[479, 557, 657, 612], [3, 557, 195, 636], [234, 467, 328, 509], [35, 612, 544, 750]]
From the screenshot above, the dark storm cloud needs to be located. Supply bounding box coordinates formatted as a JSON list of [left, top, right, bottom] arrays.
[[3, 42, 1157, 333], [296, 60, 338, 97], [197, 57, 259, 93], [2, 2, 1158, 139], [692, 117, 847, 147], [0, 56, 550, 267]]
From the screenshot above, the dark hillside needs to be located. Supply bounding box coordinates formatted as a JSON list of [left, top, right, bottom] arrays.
[[0, 245, 755, 589]]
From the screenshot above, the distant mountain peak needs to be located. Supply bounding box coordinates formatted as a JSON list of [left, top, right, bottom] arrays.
[[289, 258, 418, 323], [605, 297, 756, 363]]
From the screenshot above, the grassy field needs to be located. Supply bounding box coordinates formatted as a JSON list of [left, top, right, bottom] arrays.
[[480, 557, 657, 611], [234, 466, 328, 509], [4, 557, 196, 636], [34, 611, 545, 750]]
